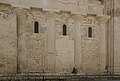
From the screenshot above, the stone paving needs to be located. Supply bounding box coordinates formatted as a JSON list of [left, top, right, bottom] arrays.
[[0, 73, 120, 81]]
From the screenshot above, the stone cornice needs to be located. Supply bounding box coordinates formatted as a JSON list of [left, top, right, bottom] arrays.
[[56, 0, 77, 4], [0, 0, 104, 15]]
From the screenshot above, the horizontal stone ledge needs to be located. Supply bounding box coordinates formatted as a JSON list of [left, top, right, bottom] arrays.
[[11, 4, 30, 9]]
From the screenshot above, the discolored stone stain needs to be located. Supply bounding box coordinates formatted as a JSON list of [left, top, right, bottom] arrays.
[[0, 64, 4, 68], [10, 41, 16, 47]]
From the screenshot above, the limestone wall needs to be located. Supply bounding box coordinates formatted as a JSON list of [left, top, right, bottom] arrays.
[[55, 12, 75, 73], [0, 0, 103, 15], [114, 16, 120, 74], [0, 1, 109, 74], [0, 4, 17, 74], [113, 0, 120, 74]]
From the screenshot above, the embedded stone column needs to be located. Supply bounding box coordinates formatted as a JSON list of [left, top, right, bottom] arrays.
[[45, 12, 57, 72], [45, 12, 57, 53], [0, 12, 17, 74], [72, 15, 84, 73], [97, 15, 110, 72], [13, 8, 28, 73]]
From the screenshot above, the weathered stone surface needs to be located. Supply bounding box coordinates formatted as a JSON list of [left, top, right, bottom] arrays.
[[0, 0, 111, 75], [0, 4, 17, 74]]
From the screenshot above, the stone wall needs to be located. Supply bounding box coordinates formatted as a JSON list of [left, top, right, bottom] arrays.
[[0, 0, 103, 15], [0, 0, 110, 74], [113, 0, 120, 74], [55, 12, 75, 73], [81, 17, 100, 74], [0, 4, 17, 74]]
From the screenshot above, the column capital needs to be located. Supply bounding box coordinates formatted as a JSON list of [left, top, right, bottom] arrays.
[[13, 8, 27, 15], [71, 15, 84, 22], [97, 15, 110, 23], [44, 11, 57, 18]]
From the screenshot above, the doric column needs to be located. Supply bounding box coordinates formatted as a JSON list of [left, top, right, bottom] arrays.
[[44, 12, 57, 72], [45, 12, 57, 53], [13, 8, 28, 73], [14, 8, 26, 34], [72, 15, 84, 73], [97, 15, 110, 72]]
